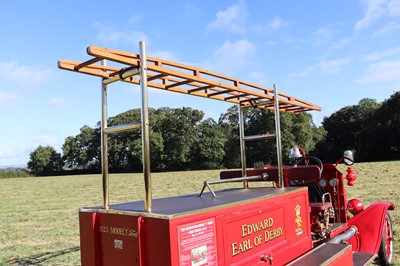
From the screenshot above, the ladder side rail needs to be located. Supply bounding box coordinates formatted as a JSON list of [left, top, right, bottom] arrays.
[[274, 84, 284, 188], [101, 59, 110, 210], [238, 106, 247, 188], [140, 41, 152, 212]]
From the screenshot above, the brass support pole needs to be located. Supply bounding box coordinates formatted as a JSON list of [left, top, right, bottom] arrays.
[[274, 84, 284, 188], [140, 41, 152, 212], [238, 105, 247, 188], [101, 59, 109, 209]]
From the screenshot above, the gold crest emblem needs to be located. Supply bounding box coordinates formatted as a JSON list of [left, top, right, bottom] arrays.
[[295, 204, 303, 235]]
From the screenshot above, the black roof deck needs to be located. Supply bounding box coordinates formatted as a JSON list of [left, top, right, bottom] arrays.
[[81, 186, 307, 219]]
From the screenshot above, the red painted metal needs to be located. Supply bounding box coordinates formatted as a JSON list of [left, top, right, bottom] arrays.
[[79, 188, 312, 265], [347, 202, 395, 254], [329, 246, 353, 266], [78, 161, 396, 265], [345, 167, 357, 186], [347, 198, 364, 215]]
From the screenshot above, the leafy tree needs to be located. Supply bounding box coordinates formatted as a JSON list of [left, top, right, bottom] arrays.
[[62, 126, 100, 169], [106, 109, 142, 171], [191, 118, 225, 170], [317, 98, 381, 162], [28, 145, 63, 176], [367, 92, 400, 161], [218, 105, 242, 168], [153, 107, 204, 170]]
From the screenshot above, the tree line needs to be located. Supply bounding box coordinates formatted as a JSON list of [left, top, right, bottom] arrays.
[[28, 91, 400, 176]]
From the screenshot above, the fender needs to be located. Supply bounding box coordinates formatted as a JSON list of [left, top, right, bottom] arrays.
[[347, 202, 395, 254]]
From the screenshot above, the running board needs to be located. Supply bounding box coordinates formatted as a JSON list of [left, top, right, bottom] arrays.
[[352, 252, 377, 266], [286, 243, 352, 265]]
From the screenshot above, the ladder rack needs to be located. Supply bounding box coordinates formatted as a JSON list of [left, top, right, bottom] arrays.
[[58, 41, 320, 213], [59, 46, 320, 113]]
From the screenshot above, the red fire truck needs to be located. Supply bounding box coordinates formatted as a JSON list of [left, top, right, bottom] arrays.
[[58, 41, 394, 265]]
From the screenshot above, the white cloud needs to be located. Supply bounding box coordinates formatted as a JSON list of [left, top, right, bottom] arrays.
[[0, 61, 53, 87], [356, 60, 400, 83], [252, 16, 289, 35], [327, 37, 354, 52], [0, 147, 30, 167], [355, 0, 400, 32], [373, 21, 400, 36], [0, 91, 19, 104], [361, 52, 382, 61], [268, 17, 287, 30], [360, 47, 400, 61], [355, 0, 388, 31], [33, 134, 59, 146], [150, 50, 179, 61], [202, 39, 256, 74], [127, 14, 142, 25], [207, 1, 247, 34], [290, 58, 351, 78], [92, 21, 148, 45], [181, 2, 201, 18], [388, 0, 400, 16], [247, 71, 268, 86], [49, 97, 67, 107], [312, 25, 337, 47]]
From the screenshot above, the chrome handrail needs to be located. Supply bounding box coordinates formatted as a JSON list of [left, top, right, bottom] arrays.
[[198, 173, 269, 198]]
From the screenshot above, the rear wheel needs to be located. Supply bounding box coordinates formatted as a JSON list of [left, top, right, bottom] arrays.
[[378, 213, 394, 265]]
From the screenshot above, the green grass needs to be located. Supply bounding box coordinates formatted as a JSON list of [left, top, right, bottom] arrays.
[[0, 162, 399, 265]]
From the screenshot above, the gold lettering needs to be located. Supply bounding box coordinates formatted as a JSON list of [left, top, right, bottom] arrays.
[[128, 229, 138, 237], [234, 218, 284, 257], [231, 239, 253, 256], [264, 227, 283, 243], [232, 242, 239, 256], [241, 218, 275, 237], [99, 226, 108, 233], [241, 224, 248, 237], [98, 226, 138, 237]]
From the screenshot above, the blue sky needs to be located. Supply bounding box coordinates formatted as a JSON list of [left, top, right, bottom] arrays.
[[1, 0, 400, 167]]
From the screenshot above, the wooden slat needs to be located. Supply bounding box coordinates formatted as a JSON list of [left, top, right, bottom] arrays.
[[74, 57, 103, 70], [189, 85, 215, 93], [165, 79, 193, 89], [147, 73, 168, 82]]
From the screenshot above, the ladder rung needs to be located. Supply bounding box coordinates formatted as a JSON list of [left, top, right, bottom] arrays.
[[104, 123, 141, 135], [243, 133, 275, 141]]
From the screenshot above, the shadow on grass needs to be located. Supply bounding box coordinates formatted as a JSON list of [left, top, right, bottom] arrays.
[[7, 246, 80, 265]]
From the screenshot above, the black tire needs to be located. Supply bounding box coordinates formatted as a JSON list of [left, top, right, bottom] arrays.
[[378, 213, 394, 265]]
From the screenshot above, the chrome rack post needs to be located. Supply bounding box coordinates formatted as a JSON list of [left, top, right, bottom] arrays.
[[140, 41, 152, 212], [101, 59, 110, 210], [238, 105, 247, 188], [274, 84, 284, 188]]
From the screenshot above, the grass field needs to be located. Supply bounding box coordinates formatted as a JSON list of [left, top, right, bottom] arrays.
[[0, 161, 399, 265]]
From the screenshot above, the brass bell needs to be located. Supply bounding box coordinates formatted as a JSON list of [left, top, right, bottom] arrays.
[[289, 147, 303, 158]]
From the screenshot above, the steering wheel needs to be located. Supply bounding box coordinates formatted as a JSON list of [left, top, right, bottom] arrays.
[[293, 156, 323, 174]]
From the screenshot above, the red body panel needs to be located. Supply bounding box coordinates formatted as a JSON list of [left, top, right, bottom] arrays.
[[79, 188, 312, 265], [328, 247, 353, 266], [348, 202, 395, 254]]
